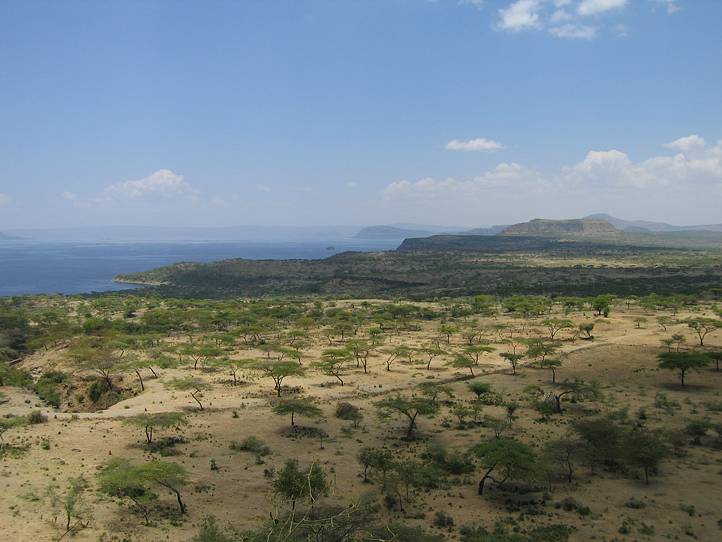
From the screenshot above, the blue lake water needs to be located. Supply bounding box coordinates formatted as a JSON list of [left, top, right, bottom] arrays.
[[0, 238, 403, 297]]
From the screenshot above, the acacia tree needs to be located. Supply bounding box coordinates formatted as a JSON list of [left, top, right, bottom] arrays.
[[448, 354, 477, 375], [420, 345, 446, 370], [417, 382, 454, 401], [573, 417, 626, 470], [358, 447, 395, 487], [526, 341, 560, 365], [46, 476, 90, 532], [379, 347, 400, 372], [182, 344, 224, 370], [272, 400, 323, 426], [97, 459, 188, 522], [471, 438, 537, 495], [524, 377, 603, 415], [500, 353, 524, 375], [140, 460, 188, 514], [686, 318, 719, 347], [66, 344, 121, 392], [356, 447, 375, 483], [671, 333, 687, 352], [167, 376, 212, 410], [374, 394, 440, 440], [657, 352, 710, 387], [592, 295, 611, 316], [272, 459, 329, 511], [622, 429, 668, 484], [456, 346, 496, 375], [542, 437, 586, 484], [345, 339, 372, 372], [578, 322, 595, 339], [540, 358, 562, 384], [312, 349, 353, 386], [467, 381, 501, 405], [437, 324, 459, 344], [123, 412, 187, 445], [256, 360, 305, 397], [215, 357, 255, 385], [706, 350, 722, 371], [541, 318, 573, 340]]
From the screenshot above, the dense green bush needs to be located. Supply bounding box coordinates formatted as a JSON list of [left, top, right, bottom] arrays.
[[0, 361, 33, 388], [34, 370, 68, 408]]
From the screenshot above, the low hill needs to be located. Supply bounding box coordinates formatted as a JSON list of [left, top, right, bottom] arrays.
[[498, 218, 618, 236], [458, 225, 508, 236]]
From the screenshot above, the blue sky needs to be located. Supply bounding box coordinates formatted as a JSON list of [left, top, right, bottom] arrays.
[[1, 0, 720, 230]]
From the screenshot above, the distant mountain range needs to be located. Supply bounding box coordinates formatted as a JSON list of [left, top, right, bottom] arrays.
[[3, 214, 722, 243], [358, 215, 722, 240], [584, 214, 722, 233]]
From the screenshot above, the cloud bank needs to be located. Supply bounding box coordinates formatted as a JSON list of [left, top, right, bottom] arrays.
[[446, 138, 506, 151], [383, 135, 721, 207]]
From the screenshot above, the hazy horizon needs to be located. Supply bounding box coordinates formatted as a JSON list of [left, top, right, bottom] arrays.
[[1, 1, 720, 230]]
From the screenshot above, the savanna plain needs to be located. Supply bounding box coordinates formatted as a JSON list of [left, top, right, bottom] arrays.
[[2, 277, 722, 542]]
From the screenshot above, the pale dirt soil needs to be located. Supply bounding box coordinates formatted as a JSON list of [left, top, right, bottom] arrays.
[[2, 302, 722, 542]]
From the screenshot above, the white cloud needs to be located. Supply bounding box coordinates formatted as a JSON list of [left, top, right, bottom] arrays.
[[494, 0, 676, 39], [446, 138, 506, 151], [494, 0, 543, 32], [550, 9, 573, 23], [346, 181, 358, 188], [211, 197, 228, 207], [62, 192, 77, 201], [612, 23, 629, 37], [563, 138, 722, 189], [578, 0, 627, 16], [474, 162, 551, 189], [652, 0, 681, 14], [0, 194, 9, 205], [664, 134, 706, 152], [549, 23, 597, 39], [103, 170, 198, 199], [382, 163, 550, 200], [460, 0, 484, 7], [256, 184, 271, 193]]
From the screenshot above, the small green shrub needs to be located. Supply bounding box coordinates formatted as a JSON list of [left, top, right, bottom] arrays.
[[27, 410, 47, 425], [230, 436, 271, 456], [680, 504, 696, 516], [433, 510, 455, 529]]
